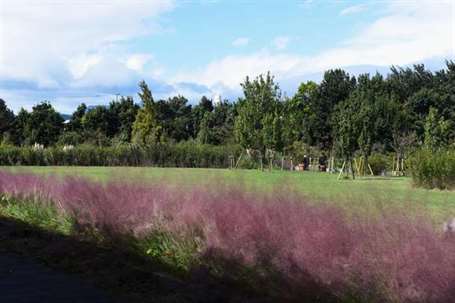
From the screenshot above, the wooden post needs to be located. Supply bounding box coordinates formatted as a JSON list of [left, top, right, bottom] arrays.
[[350, 159, 355, 180], [235, 151, 244, 169], [337, 161, 346, 180], [259, 156, 263, 171], [368, 163, 374, 176], [281, 156, 284, 170], [290, 156, 293, 171]]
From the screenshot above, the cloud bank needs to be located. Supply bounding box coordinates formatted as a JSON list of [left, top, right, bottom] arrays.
[[0, 0, 453, 113]]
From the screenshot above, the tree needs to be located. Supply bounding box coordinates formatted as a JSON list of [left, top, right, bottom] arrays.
[[82, 106, 113, 138], [283, 81, 317, 146], [68, 103, 87, 133], [303, 69, 356, 149], [332, 97, 361, 178], [424, 107, 452, 151], [234, 72, 281, 154], [24, 102, 64, 146], [191, 96, 214, 137], [357, 97, 376, 174], [165, 96, 193, 142], [132, 81, 162, 144], [0, 99, 15, 144], [196, 112, 212, 144], [12, 108, 30, 145], [108, 96, 139, 142], [262, 111, 284, 154]]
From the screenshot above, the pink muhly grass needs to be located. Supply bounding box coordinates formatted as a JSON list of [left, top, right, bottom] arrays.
[[0, 171, 454, 302]]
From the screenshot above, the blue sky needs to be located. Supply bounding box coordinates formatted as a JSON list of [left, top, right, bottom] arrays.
[[0, 0, 454, 113]]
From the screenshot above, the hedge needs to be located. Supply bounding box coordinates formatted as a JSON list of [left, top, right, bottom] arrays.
[[0, 143, 242, 168]]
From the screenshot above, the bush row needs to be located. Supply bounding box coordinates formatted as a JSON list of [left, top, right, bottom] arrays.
[[0, 143, 242, 168], [408, 148, 455, 190]]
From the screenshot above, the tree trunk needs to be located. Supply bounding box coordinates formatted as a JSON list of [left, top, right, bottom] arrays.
[[350, 159, 355, 180]]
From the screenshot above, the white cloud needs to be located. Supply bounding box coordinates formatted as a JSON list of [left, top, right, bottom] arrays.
[[0, 0, 174, 87], [68, 54, 102, 79], [232, 37, 249, 47], [340, 4, 366, 16], [174, 0, 454, 96], [125, 54, 154, 72], [272, 36, 290, 50]]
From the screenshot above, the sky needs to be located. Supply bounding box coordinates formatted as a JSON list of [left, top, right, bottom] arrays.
[[0, 0, 454, 113]]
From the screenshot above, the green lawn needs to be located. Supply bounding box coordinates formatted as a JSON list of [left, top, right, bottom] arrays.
[[2, 166, 455, 222]]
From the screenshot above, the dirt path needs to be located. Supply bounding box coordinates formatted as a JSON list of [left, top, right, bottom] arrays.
[[0, 253, 114, 303]]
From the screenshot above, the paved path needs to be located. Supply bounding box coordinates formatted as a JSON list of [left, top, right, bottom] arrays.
[[0, 254, 113, 303]]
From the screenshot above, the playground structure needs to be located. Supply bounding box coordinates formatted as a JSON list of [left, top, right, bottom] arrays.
[[230, 150, 407, 179]]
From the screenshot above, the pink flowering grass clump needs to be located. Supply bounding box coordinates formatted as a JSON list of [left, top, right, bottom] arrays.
[[0, 171, 454, 302]]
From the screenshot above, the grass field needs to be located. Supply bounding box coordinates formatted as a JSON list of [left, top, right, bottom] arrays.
[[2, 166, 455, 222]]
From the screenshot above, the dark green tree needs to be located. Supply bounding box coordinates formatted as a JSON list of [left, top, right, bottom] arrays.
[[109, 96, 139, 142], [82, 106, 113, 138], [26, 102, 64, 146], [303, 69, 356, 149], [0, 99, 15, 144], [332, 97, 362, 178], [67, 103, 87, 133]]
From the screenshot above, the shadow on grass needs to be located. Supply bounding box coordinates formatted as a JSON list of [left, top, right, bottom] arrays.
[[0, 216, 263, 303], [0, 215, 341, 303]]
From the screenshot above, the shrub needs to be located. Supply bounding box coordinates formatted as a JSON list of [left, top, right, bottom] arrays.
[[408, 148, 455, 189], [368, 153, 390, 175], [1, 171, 454, 302], [0, 143, 242, 168]]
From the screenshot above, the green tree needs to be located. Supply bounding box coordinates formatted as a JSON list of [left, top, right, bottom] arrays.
[[68, 103, 87, 133], [191, 96, 214, 137], [196, 112, 212, 144], [0, 99, 15, 144], [234, 72, 281, 154], [12, 108, 30, 145], [25, 102, 64, 146], [303, 69, 356, 149], [332, 98, 361, 178], [424, 107, 452, 151], [132, 81, 162, 144], [282, 81, 317, 147], [82, 106, 113, 138], [109, 96, 139, 142]]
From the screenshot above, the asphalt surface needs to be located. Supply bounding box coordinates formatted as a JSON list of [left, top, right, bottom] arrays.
[[0, 254, 113, 303]]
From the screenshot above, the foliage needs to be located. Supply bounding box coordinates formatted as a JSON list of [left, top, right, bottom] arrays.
[[368, 153, 391, 175], [0, 98, 15, 144], [0, 143, 242, 168], [24, 102, 64, 146], [303, 69, 356, 149], [409, 148, 455, 189], [234, 72, 282, 153], [424, 107, 452, 151], [1, 61, 455, 171], [132, 81, 162, 144]]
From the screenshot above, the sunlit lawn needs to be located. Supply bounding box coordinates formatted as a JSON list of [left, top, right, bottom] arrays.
[[2, 166, 455, 222]]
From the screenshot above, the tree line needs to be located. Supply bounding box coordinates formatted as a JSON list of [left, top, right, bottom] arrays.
[[1, 60, 454, 167]]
